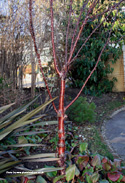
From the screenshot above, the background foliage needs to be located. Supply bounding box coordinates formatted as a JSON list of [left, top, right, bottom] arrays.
[[68, 3, 124, 96]]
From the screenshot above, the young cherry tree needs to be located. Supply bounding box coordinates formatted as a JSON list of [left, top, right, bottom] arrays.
[[29, 0, 123, 171]]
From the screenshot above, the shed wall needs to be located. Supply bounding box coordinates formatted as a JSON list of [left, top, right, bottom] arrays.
[[108, 55, 125, 92]]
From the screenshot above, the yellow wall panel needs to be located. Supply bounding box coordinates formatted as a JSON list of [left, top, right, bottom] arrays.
[[108, 55, 125, 92]]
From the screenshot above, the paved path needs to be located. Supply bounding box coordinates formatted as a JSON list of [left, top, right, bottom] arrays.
[[105, 109, 125, 161]]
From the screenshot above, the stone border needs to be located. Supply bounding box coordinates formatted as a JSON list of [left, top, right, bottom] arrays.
[[101, 106, 125, 160], [110, 106, 125, 118]]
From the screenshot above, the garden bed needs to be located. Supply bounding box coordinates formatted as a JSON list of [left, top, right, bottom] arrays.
[[1, 89, 125, 182], [24, 89, 125, 168]]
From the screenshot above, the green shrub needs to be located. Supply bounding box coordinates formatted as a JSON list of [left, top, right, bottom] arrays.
[[67, 96, 96, 124]]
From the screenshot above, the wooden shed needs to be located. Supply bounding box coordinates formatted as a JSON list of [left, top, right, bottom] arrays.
[[108, 45, 125, 92]]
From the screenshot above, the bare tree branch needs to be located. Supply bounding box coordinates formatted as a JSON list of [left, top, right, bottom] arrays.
[[68, 8, 113, 66], [67, 0, 98, 65], [70, 0, 89, 53], [89, 0, 123, 21], [29, 0, 57, 113], [50, 0, 61, 76], [65, 9, 119, 110], [65, 0, 73, 65]]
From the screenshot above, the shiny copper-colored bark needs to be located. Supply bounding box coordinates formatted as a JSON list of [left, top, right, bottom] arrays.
[[29, 0, 123, 175], [58, 79, 65, 168]]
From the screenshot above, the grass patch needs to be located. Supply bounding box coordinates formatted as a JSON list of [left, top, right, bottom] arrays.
[[87, 127, 114, 161], [106, 101, 125, 111]]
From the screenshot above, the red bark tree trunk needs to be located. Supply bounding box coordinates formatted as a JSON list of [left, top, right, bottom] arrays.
[[29, 0, 123, 175], [58, 79, 65, 170]]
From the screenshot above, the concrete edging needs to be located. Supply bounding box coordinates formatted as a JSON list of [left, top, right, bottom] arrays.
[[101, 105, 125, 160]]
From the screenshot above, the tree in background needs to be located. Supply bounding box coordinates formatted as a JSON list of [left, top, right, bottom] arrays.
[[0, 0, 51, 100], [0, 7, 25, 104], [0, 0, 28, 97], [68, 0, 124, 95], [29, 0, 124, 173]]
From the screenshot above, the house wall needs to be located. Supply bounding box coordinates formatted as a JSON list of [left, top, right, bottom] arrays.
[[108, 53, 125, 92], [20, 64, 45, 88]]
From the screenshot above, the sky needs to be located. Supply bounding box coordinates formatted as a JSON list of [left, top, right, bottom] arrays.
[[0, 0, 26, 17], [0, 0, 9, 16]]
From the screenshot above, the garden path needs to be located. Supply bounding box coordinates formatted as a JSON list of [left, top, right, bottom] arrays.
[[104, 107, 125, 161]]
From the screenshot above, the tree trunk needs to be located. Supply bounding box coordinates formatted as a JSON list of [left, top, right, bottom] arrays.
[[30, 39, 36, 99], [58, 78, 65, 173], [19, 65, 23, 91]]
